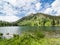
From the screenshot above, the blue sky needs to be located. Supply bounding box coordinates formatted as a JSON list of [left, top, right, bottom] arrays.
[[0, 0, 60, 22]]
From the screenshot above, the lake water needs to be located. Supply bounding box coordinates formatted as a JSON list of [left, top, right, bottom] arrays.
[[0, 26, 60, 38], [0, 26, 60, 34]]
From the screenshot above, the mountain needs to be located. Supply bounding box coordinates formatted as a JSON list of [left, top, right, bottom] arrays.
[[17, 13, 60, 26], [0, 13, 60, 26]]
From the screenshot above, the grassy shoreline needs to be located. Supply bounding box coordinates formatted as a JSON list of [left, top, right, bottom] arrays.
[[0, 30, 60, 45]]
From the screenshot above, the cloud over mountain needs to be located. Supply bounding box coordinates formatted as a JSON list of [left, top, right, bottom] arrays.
[[0, 0, 60, 22], [44, 0, 60, 15]]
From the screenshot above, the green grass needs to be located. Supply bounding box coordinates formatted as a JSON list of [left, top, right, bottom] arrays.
[[0, 30, 60, 45]]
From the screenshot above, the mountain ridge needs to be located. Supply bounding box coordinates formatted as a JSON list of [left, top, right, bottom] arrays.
[[17, 13, 60, 26], [0, 13, 60, 26]]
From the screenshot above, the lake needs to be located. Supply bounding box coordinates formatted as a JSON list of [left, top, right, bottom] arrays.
[[0, 26, 60, 38]]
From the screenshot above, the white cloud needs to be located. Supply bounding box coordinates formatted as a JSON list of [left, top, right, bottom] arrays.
[[51, 0, 60, 15], [1, 0, 60, 22], [0, 0, 36, 22], [0, 15, 19, 22], [0, 0, 19, 22], [44, 8, 53, 14], [3, 4, 17, 16], [3, 0, 37, 7], [44, 0, 60, 16], [3, 0, 17, 6], [52, 0, 60, 9], [35, 2, 41, 10], [26, 10, 37, 16]]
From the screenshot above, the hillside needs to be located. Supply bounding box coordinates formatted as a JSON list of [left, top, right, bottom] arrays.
[[17, 13, 60, 26]]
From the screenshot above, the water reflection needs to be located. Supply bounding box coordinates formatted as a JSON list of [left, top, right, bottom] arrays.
[[0, 26, 21, 34], [0, 26, 60, 38]]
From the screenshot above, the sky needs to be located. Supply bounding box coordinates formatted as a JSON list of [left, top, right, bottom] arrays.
[[0, 0, 60, 22]]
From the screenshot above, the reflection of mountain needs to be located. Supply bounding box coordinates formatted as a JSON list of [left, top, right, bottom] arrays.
[[16, 13, 60, 26]]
